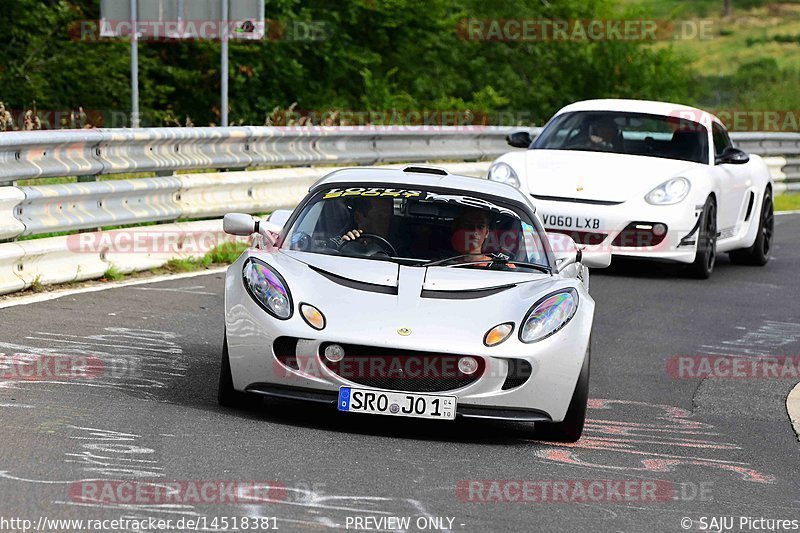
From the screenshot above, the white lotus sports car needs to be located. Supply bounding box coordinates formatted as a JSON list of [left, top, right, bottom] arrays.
[[219, 166, 610, 442]]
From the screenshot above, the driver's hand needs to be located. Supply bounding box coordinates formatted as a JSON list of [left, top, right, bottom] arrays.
[[341, 229, 363, 242]]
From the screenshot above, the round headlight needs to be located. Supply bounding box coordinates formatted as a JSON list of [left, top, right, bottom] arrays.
[[519, 289, 578, 343], [645, 177, 691, 205], [242, 258, 292, 319], [488, 162, 520, 188]]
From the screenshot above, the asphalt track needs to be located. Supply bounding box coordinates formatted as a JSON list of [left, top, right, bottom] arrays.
[[0, 214, 799, 533]]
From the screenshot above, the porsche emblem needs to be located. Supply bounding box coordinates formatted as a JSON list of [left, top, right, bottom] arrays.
[[576, 186, 584, 192], [397, 327, 412, 336]]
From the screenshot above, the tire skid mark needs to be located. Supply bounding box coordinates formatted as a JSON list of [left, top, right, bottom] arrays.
[[533, 399, 775, 484]]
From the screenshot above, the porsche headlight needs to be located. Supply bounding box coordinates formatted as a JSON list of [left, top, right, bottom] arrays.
[[645, 177, 691, 205], [519, 289, 578, 343], [242, 258, 292, 319], [488, 162, 520, 188]]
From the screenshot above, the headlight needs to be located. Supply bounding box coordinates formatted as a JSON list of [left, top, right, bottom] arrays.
[[242, 258, 292, 319], [645, 177, 691, 205], [519, 288, 578, 343], [488, 162, 520, 188]]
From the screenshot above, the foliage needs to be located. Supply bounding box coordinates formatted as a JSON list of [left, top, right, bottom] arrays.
[[0, 0, 694, 127]]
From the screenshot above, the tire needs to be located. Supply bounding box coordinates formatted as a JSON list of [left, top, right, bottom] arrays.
[[534, 344, 590, 443], [688, 198, 717, 279], [218, 334, 252, 409], [729, 189, 773, 266]]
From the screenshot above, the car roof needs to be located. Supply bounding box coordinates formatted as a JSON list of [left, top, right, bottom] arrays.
[[311, 166, 535, 210], [554, 99, 723, 127]]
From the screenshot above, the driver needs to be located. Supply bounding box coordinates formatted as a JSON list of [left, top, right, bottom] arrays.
[[339, 196, 395, 244], [587, 117, 618, 151]]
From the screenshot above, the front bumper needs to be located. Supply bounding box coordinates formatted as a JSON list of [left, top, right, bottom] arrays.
[[224, 253, 594, 423], [534, 197, 702, 264]]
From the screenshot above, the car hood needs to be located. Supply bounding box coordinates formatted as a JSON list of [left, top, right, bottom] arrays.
[[279, 250, 548, 292], [521, 149, 702, 203]]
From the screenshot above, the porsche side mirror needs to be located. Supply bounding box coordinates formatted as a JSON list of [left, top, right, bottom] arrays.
[[715, 147, 749, 165], [507, 131, 533, 149]]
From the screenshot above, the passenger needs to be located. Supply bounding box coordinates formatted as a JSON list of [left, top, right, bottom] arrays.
[[450, 208, 492, 264]]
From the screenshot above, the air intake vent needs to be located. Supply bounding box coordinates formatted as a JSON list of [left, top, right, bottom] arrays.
[[502, 359, 532, 390], [403, 166, 448, 176]]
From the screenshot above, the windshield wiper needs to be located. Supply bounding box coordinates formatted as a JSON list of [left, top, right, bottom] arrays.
[[419, 253, 552, 274], [416, 254, 480, 267]]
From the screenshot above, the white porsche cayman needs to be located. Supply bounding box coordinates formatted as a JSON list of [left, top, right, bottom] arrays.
[[218, 166, 610, 442], [488, 99, 775, 278]]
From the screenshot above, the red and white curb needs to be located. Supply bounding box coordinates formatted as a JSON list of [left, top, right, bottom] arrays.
[[788, 382, 800, 442]]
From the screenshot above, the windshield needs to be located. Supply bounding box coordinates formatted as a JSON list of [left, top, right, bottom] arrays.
[[282, 185, 550, 272], [532, 111, 710, 164]]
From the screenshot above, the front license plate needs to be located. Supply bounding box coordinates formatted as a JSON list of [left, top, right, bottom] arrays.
[[540, 213, 603, 231], [338, 387, 456, 420]]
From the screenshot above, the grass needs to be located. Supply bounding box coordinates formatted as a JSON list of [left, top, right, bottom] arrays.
[[775, 192, 800, 211], [149, 241, 249, 275], [102, 265, 125, 281], [29, 275, 44, 293], [617, 1, 800, 75]]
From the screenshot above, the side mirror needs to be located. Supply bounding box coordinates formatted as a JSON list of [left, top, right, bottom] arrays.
[[507, 131, 533, 149], [223, 213, 281, 237], [223, 213, 258, 236], [546, 232, 611, 272], [547, 233, 580, 272], [581, 249, 611, 269], [715, 147, 749, 165]]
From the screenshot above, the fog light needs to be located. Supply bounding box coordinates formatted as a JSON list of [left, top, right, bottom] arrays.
[[324, 344, 345, 363], [300, 303, 326, 330], [458, 356, 479, 375], [652, 223, 667, 236], [484, 323, 514, 347]]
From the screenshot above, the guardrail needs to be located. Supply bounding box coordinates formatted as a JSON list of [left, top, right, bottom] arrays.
[[0, 126, 798, 296], [0, 126, 517, 184]]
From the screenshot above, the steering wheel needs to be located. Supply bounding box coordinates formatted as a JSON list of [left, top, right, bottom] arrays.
[[337, 233, 398, 257]]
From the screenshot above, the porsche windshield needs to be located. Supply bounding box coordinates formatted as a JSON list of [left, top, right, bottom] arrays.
[[282, 185, 549, 271], [532, 111, 710, 164]]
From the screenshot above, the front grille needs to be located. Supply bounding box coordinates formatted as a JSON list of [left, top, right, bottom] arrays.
[[502, 359, 532, 390], [548, 228, 607, 246], [320, 343, 484, 393], [273, 336, 300, 370], [611, 222, 668, 247]]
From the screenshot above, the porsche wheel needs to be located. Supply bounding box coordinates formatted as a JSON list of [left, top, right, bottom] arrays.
[[534, 345, 589, 443], [688, 198, 717, 279], [729, 189, 773, 266], [218, 334, 252, 409]]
